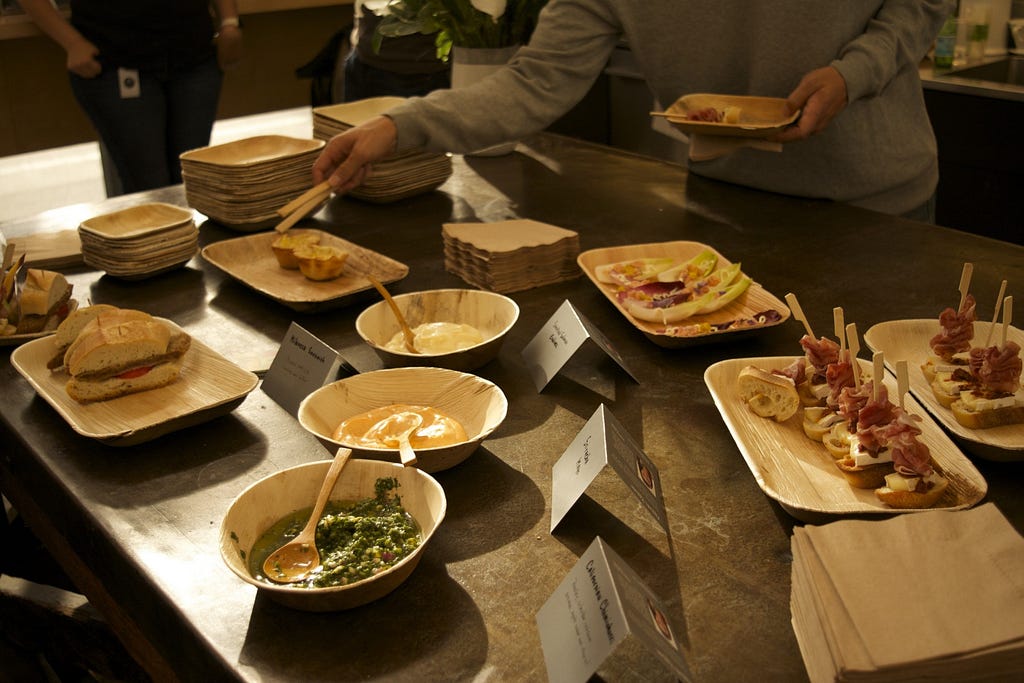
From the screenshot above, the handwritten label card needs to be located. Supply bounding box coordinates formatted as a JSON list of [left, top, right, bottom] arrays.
[[550, 404, 668, 532], [520, 300, 638, 392], [261, 322, 356, 415], [537, 536, 693, 683]]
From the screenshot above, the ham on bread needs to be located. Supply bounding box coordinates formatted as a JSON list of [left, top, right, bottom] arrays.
[[14, 268, 73, 334]]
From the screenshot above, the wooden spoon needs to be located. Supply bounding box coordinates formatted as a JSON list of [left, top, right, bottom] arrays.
[[365, 411, 422, 467], [262, 447, 351, 584], [367, 275, 417, 354]]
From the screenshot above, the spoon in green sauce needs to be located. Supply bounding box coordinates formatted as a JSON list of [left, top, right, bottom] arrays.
[[262, 447, 352, 584]]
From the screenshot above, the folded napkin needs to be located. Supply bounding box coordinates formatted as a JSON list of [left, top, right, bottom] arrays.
[[791, 503, 1024, 682]]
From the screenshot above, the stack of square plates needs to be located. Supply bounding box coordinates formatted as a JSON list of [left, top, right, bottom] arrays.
[[313, 98, 452, 203], [442, 219, 581, 293], [180, 135, 325, 231], [79, 203, 198, 279]]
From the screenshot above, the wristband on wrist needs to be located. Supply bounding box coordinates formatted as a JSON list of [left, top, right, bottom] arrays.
[[220, 17, 242, 29]]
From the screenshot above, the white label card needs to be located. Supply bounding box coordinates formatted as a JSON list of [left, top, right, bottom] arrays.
[[520, 300, 638, 392], [537, 536, 693, 683], [261, 322, 355, 416], [550, 404, 668, 532]]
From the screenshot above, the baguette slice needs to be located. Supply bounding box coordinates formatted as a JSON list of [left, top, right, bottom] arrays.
[[835, 455, 894, 489], [950, 397, 1024, 429], [875, 472, 949, 509], [737, 365, 800, 422]]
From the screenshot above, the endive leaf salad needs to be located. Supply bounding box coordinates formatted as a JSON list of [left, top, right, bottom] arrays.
[[595, 250, 752, 324]]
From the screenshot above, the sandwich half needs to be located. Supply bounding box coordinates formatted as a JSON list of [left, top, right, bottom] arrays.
[[63, 309, 191, 402]]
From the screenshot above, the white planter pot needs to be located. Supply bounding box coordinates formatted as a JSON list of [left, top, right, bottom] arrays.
[[451, 45, 522, 156]]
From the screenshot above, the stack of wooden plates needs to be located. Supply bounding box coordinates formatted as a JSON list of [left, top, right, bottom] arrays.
[[313, 98, 452, 203], [79, 203, 198, 279], [442, 219, 580, 293], [180, 135, 325, 231]]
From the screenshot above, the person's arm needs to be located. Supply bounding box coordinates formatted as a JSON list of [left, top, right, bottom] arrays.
[[19, 0, 101, 77], [776, 0, 953, 142], [211, 0, 244, 70]]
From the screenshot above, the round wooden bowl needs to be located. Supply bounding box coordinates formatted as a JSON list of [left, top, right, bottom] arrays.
[[219, 458, 446, 612], [355, 288, 519, 372], [297, 367, 508, 473]]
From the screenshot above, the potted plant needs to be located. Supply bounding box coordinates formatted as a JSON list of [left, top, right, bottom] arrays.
[[373, 0, 548, 62]]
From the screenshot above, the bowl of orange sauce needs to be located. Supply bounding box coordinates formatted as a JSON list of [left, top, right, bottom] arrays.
[[297, 367, 508, 472]]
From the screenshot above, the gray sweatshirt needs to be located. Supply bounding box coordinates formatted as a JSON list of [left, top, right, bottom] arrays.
[[386, 0, 954, 216]]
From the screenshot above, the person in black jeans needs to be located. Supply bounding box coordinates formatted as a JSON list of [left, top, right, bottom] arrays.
[[20, 0, 243, 195]]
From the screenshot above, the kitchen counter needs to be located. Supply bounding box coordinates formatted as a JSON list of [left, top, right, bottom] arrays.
[[2, 133, 1023, 682], [921, 55, 1024, 102]]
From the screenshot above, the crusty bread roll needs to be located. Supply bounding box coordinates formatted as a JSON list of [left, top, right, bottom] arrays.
[[294, 244, 348, 281], [59, 308, 191, 403], [66, 361, 183, 403], [65, 315, 171, 376], [875, 473, 949, 509], [737, 365, 800, 422], [47, 303, 121, 369], [16, 268, 73, 334], [951, 398, 1024, 429], [19, 269, 68, 317]]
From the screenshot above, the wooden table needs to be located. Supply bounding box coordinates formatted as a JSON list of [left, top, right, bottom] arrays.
[[2, 133, 1023, 682]]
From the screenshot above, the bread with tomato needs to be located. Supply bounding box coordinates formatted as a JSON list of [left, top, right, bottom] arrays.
[[62, 309, 190, 402]]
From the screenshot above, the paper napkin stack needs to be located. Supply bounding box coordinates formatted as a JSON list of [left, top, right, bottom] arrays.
[[313, 99, 451, 203], [791, 503, 1024, 682], [442, 219, 580, 293]]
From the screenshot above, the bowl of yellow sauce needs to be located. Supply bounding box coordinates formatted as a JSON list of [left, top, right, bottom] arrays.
[[298, 367, 508, 472], [355, 288, 519, 371]]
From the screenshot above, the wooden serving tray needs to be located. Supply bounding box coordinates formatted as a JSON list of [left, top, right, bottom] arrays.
[[577, 240, 790, 348], [865, 319, 1024, 461], [201, 229, 409, 312], [11, 319, 258, 446], [659, 93, 799, 138], [704, 356, 988, 522]]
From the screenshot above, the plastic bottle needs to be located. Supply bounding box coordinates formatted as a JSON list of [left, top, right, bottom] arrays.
[[934, 14, 958, 68]]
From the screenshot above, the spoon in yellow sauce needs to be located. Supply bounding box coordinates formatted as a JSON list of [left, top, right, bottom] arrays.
[[262, 447, 351, 584], [367, 275, 418, 354], [365, 411, 423, 466]]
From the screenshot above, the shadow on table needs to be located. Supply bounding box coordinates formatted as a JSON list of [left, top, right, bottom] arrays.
[[239, 554, 488, 680]]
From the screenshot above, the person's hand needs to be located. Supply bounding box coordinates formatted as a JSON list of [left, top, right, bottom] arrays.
[[66, 36, 101, 78], [216, 25, 244, 71], [773, 66, 848, 143], [313, 116, 399, 194]]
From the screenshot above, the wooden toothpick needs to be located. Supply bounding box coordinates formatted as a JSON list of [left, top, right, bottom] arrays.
[[846, 322, 861, 390], [785, 292, 814, 338], [958, 262, 973, 312], [984, 280, 1008, 348]]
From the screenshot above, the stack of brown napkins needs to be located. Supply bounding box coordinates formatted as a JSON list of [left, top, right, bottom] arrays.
[[442, 219, 580, 293], [791, 503, 1024, 682]]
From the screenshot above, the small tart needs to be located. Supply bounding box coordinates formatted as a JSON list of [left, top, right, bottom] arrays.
[[294, 244, 349, 281], [271, 231, 321, 269]]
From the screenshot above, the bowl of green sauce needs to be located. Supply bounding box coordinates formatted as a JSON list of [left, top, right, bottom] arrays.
[[220, 458, 446, 611]]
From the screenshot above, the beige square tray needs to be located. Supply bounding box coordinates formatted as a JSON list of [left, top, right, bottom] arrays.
[[11, 319, 258, 446], [179, 135, 324, 168], [864, 319, 1024, 461], [658, 93, 800, 138], [704, 356, 988, 522], [577, 240, 790, 348], [201, 229, 409, 312]]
